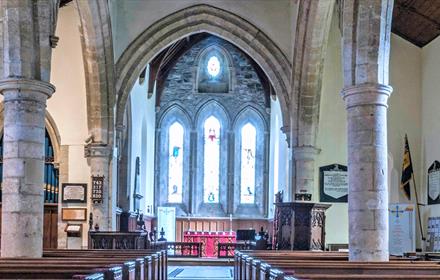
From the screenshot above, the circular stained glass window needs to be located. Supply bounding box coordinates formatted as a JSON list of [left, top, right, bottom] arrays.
[[207, 56, 220, 77]]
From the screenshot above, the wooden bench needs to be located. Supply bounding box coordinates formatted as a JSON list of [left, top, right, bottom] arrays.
[[235, 250, 440, 280], [44, 249, 167, 280], [0, 248, 166, 280]]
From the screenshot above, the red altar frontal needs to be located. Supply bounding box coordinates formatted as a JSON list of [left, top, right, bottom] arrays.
[[183, 230, 236, 257]]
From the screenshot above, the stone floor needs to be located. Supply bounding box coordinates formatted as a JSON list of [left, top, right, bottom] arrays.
[[168, 266, 234, 280]]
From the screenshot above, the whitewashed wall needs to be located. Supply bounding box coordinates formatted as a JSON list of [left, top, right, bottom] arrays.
[[109, 0, 294, 61], [49, 5, 90, 248], [129, 67, 156, 216], [421, 36, 440, 250], [268, 98, 289, 218]]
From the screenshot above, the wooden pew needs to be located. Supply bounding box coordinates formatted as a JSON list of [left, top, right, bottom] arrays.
[[0, 264, 123, 279], [235, 250, 440, 280], [0, 248, 166, 280], [43, 249, 167, 280], [0, 258, 137, 280]]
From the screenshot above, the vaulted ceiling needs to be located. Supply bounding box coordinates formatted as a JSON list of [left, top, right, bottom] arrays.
[[392, 0, 440, 47]]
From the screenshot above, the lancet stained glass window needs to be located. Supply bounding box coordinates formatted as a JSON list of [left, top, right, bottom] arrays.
[[203, 116, 221, 203], [168, 122, 184, 203], [240, 123, 256, 204]]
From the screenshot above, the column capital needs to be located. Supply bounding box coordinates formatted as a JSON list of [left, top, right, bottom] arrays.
[[293, 146, 320, 160], [341, 83, 392, 109], [0, 78, 55, 99], [84, 143, 113, 159]]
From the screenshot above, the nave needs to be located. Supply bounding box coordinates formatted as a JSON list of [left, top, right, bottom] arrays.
[[168, 266, 233, 280], [2, 0, 440, 279]]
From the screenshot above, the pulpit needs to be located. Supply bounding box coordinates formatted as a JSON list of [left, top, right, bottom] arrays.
[[273, 201, 331, 250]]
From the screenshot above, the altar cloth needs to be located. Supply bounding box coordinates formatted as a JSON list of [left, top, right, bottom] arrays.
[[183, 231, 236, 257]]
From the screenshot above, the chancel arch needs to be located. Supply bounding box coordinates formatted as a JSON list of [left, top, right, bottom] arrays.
[[115, 4, 292, 133]]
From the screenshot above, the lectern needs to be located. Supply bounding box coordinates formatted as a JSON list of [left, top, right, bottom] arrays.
[[273, 201, 331, 250]]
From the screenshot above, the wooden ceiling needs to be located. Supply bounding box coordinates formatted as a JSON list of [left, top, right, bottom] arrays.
[[392, 0, 440, 47], [60, 0, 73, 8]]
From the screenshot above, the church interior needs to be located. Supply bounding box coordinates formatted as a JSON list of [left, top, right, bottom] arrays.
[[2, 0, 440, 279]]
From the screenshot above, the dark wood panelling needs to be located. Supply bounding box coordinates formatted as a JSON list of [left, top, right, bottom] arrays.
[[43, 204, 58, 249]]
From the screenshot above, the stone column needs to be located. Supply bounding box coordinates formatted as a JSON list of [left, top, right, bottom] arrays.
[[0, 80, 54, 257], [292, 146, 320, 201], [85, 143, 113, 231], [341, 0, 394, 261], [0, 0, 59, 258], [341, 84, 392, 261]]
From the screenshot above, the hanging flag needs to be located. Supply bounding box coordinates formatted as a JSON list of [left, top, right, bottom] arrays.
[[400, 135, 414, 200]]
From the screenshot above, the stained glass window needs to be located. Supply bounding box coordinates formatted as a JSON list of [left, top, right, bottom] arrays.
[[168, 122, 184, 203], [203, 116, 221, 203], [207, 56, 220, 77], [240, 123, 256, 204]]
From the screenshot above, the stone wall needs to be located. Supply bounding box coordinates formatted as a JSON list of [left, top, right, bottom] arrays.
[[156, 35, 270, 218]]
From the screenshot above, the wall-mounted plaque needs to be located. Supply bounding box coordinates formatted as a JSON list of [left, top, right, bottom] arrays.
[[62, 208, 87, 221], [428, 161, 440, 205], [91, 176, 104, 204], [62, 183, 87, 203], [319, 164, 348, 203]]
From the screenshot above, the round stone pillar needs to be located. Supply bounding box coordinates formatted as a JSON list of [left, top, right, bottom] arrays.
[[341, 83, 392, 261], [293, 146, 320, 201], [85, 143, 113, 231], [0, 79, 54, 257]]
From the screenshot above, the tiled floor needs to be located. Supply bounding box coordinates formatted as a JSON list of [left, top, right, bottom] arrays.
[[168, 266, 234, 280]]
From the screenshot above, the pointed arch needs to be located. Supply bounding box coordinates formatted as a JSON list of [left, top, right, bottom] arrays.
[[291, 0, 335, 147], [157, 103, 192, 129], [115, 4, 291, 130]]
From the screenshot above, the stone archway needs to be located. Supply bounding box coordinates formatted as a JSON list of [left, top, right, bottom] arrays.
[[115, 4, 292, 130]]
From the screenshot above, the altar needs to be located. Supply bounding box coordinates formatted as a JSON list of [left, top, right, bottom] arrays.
[[183, 230, 236, 257]]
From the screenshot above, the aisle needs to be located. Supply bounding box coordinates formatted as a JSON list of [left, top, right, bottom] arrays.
[[168, 266, 233, 280]]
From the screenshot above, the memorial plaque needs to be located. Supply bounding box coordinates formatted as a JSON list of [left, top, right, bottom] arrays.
[[62, 183, 87, 203], [389, 203, 415, 256], [62, 208, 87, 221], [428, 161, 440, 205], [319, 164, 348, 203]]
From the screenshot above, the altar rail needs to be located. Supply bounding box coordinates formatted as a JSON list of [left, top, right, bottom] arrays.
[[167, 242, 202, 257], [218, 242, 250, 258]]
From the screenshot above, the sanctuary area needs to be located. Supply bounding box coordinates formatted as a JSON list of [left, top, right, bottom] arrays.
[[2, 0, 440, 279]]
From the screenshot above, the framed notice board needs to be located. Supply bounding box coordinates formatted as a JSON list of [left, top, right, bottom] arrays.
[[319, 164, 348, 203], [91, 176, 104, 204]]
